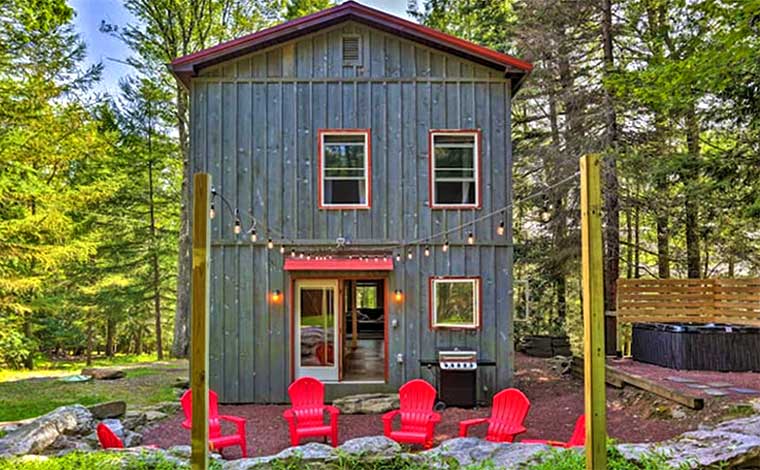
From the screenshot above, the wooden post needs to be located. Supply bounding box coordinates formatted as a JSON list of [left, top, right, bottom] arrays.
[[580, 155, 607, 470], [191, 173, 211, 470]]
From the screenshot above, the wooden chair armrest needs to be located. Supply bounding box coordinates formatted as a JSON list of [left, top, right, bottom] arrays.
[[458, 417, 489, 437], [430, 412, 442, 423], [220, 415, 247, 434]]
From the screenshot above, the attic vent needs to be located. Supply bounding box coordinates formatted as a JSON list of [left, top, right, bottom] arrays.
[[342, 35, 361, 65]]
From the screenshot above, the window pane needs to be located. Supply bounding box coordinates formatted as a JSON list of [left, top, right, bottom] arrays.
[[300, 288, 335, 367], [324, 144, 365, 171], [435, 181, 475, 205], [435, 281, 476, 326], [433, 133, 477, 205], [356, 286, 378, 308], [325, 179, 366, 204]]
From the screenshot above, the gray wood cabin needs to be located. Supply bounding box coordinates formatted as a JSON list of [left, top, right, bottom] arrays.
[[171, 1, 532, 405]]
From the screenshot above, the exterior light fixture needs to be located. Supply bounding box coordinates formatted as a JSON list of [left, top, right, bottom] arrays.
[[393, 289, 403, 303], [270, 289, 282, 303]]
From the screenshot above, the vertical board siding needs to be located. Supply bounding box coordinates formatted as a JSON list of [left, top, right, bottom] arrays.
[[191, 22, 514, 404]]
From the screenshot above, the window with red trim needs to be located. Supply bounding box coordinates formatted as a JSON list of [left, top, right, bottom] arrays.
[[430, 277, 480, 329], [319, 130, 371, 209], [429, 131, 480, 208]]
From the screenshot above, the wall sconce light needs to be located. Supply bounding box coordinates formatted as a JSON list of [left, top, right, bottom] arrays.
[[270, 289, 282, 303], [393, 289, 404, 303]]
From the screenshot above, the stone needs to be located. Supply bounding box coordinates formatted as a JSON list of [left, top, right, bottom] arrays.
[[338, 436, 401, 457], [671, 408, 687, 420], [333, 393, 400, 414], [122, 410, 147, 430], [275, 442, 336, 461], [143, 410, 168, 423], [423, 438, 549, 469], [706, 382, 733, 388], [155, 401, 182, 415], [729, 388, 760, 395], [666, 376, 696, 383], [704, 389, 728, 397], [123, 430, 143, 447], [173, 378, 190, 389], [0, 405, 95, 457], [87, 401, 127, 419], [81, 368, 126, 380], [622, 415, 760, 469], [167, 445, 192, 459], [686, 383, 709, 389]]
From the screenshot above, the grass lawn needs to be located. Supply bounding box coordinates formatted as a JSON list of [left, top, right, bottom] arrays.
[[0, 357, 188, 422]]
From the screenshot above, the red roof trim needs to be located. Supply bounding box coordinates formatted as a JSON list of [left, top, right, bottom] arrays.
[[284, 257, 394, 271], [170, 1, 532, 87]]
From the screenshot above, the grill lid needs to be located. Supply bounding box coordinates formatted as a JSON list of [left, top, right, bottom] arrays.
[[438, 349, 477, 370]]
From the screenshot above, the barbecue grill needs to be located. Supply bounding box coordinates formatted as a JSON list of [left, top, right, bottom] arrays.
[[437, 350, 477, 408]]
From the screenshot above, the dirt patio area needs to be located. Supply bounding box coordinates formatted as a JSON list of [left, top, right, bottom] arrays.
[[142, 353, 753, 459]]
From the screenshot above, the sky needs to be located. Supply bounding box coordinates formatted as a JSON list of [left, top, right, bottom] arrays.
[[70, 0, 413, 96]]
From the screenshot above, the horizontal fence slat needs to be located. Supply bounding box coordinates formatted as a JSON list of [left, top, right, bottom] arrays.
[[617, 278, 760, 327]]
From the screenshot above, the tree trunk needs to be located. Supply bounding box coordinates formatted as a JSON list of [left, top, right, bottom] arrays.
[[684, 106, 701, 278], [634, 201, 640, 278], [625, 206, 633, 279], [147, 104, 164, 360], [86, 323, 93, 366], [656, 211, 670, 278], [105, 318, 115, 358], [172, 81, 192, 358]]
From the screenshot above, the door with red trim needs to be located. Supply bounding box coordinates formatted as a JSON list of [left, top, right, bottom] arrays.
[[294, 279, 339, 381]]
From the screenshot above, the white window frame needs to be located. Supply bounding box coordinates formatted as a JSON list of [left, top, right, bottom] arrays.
[[429, 130, 481, 209], [430, 277, 481, 329], [318, 130, 371, 209]]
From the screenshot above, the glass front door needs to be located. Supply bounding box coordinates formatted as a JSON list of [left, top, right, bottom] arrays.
[[295, 280, 339, 381]]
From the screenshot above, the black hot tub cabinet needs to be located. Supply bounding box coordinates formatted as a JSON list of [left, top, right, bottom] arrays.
[[632, 323, 760, 372]]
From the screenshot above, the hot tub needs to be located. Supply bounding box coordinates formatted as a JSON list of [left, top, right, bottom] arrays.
[[631, 323, 760, 372]]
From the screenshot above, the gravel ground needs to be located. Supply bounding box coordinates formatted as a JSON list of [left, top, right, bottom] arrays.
[[142, 353, 751, 459]]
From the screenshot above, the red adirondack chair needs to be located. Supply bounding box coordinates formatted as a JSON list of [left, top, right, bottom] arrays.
[[523, 414, 585, 448], [283, 377, 340, 447], [97, 423, 124, 449], [382, 379, 441, 449], [458, 388, 531, 442], [180, 389, 248, 457]]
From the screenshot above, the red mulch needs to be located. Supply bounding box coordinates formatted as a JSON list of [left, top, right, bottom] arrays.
[[142, 353, 748, 459]]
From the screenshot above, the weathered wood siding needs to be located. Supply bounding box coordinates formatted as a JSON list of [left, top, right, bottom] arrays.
[[190, 21, 514, 404]]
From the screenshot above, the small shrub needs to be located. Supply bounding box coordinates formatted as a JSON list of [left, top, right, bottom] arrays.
[[0, 451, 224, 470]]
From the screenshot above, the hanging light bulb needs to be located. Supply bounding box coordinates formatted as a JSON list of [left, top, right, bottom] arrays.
[[250, 228, 258, 242], [279, 245, 285, 254], [497, 219, 505, 236], [291, 249, 296, 258], [467, 232, 475, 245], [209, 202, 216, 220], [424, 246, 430, 257], [233, 209, 242, 234], [442, 239, 449, 252], [267, 238, 274, 250], [299, 252, 305, 259], [395, 252, 401, 262], [407, 249, 413, 260]]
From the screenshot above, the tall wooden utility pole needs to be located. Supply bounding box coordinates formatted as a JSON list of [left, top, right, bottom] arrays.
[[191, 173, 211, 470], [580, 155, 607, 470]]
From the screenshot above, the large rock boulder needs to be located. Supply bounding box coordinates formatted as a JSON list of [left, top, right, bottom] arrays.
[[0, 405, 95, 457], [338, 436, 400, 457], [332, 394, 399, 414], [423, 438, 550, 469], [87, 401, 127, 420], [618, 415, 760, 469], [81, 368, 126, 380]]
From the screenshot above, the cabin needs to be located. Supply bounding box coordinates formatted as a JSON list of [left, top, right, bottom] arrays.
[[171, 1, 532, 404]]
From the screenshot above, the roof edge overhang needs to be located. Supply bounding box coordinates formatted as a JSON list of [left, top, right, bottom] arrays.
[[169, 1, 532, 94]]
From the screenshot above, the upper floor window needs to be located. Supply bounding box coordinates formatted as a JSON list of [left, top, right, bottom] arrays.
[[429, 130, 481, 209], [429, 277, 481, 329], [318, 130, 371, 209]]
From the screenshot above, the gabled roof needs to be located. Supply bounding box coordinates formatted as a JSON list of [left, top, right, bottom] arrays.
[[170, 1, 532, 93]]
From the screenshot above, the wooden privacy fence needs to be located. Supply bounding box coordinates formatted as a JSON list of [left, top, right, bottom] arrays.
[[617, 278, 760, 327]]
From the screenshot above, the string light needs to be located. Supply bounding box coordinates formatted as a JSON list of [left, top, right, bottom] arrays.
[[267, 238, 274, 250], [395, 252, 401, 262], [279, 245, 285, 254], [407, 249, 413, 260], [442, 239, 449, 252], [291, 249, 296, 258], [250, 228, 258, 242], [467, 232, 475, 245], [497, 219, 505, 236], [424, 246, 430, 257], [209, 202, 216, 219], [233, 209, 242, 234]]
